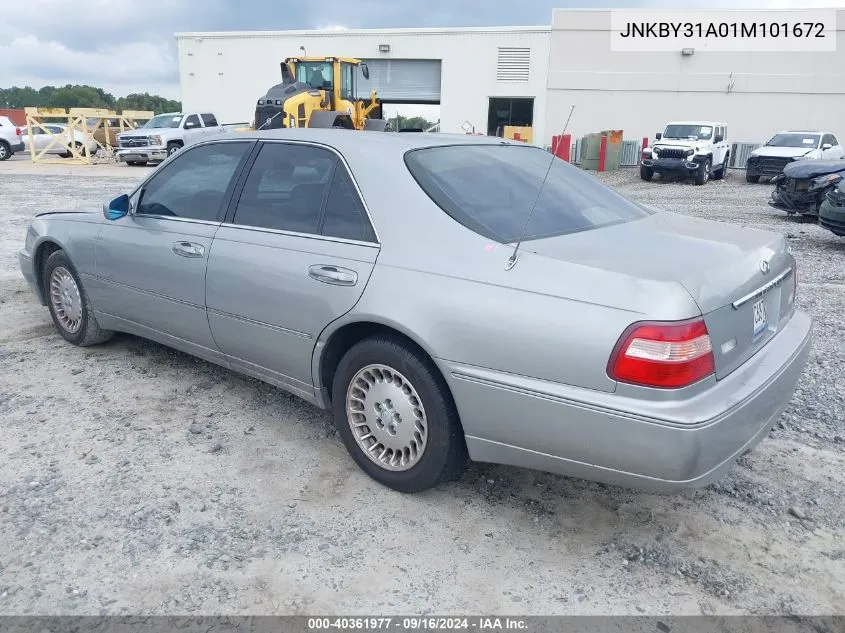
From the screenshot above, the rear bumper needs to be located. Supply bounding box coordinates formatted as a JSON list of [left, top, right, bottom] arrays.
[[442, 310, 813, 492], [641, 157, 699, 173], [819, 199, 845, 236], [116, 148, 167, 162], [10, 141, 24, 153]]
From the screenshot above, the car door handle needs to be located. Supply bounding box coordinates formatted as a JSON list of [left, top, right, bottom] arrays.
[[171, 241, 205, 258], [308, 265, 357, 286]]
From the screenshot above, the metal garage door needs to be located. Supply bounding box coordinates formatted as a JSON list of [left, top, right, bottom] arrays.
[[355, 59, 441, 102]]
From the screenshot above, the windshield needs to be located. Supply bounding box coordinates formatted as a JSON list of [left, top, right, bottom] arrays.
[[765, 133, 820, 148], [405, 145, 651, 243], [296, 62, 334, 91], [143, 114, 183, 129], [663, 124, 712, 141]]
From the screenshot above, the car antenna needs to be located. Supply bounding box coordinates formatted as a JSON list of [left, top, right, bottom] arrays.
[[506, 104, 575, 271]]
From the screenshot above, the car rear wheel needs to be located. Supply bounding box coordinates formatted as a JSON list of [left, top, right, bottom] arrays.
[[43, 250, 114, 347], [0, 141, 11, 161], [746, 173, 760, 183], [331, 335, 467, 493], [639, 165, 654, 181], [694, 158, 711, 185]]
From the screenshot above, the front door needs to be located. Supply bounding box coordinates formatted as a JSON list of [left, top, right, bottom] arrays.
[[205, 141, 379, 398], [90, 140, 254, 359]]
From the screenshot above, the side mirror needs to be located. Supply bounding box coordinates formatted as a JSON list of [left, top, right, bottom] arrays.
[[714, 135, 724, 143], [103, 194, 130, 220], [655, 132, 662, 140], [184, 121, 196, 129], [361, 63, 370, 80], [822, 143, 833, 150]]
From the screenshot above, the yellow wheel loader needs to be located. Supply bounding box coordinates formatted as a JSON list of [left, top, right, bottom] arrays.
[[253, 57, 386, 131]]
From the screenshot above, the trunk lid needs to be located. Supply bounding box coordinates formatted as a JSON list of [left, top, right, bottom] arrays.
[[523, 211, 797, 379]]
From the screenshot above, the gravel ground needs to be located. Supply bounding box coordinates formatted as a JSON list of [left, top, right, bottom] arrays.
[[0, 157, 843, 616]]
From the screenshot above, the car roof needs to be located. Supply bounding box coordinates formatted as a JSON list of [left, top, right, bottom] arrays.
[[230, 128, 518, 153], [665, 121, 725, 127], [780, 130, 824, 134]]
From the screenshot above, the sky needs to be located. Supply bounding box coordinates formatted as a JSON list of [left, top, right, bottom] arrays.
[[0, 0, 840, 118]]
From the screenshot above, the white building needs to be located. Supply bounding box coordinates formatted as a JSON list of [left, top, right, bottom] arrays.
[[176, 8, 845, 147]]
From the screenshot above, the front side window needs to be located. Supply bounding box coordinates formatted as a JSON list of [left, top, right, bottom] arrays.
[[136, 142, 250, 221], [663, 124, 712, 141], [405, 144, 651, 243], [184, 114, 201, 128]]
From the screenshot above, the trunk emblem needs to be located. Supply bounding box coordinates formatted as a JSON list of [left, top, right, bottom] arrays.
[[760, 260, 770, 274]]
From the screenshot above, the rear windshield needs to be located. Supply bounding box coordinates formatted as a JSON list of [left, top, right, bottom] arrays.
[[404, 144, 651, 243]]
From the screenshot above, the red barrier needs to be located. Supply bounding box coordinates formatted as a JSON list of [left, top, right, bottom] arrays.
[[642, 136, 649, 150], [561, 133, 571, 162], [551, 135, 560, 155], [598, 135, 608, 172]]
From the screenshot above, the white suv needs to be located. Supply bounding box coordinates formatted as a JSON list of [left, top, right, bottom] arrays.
[[640, 121, 730, 185], [745, 130, 844, 183], [0, 116, 25, 161]]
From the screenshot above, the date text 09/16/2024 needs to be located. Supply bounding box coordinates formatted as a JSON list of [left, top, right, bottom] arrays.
[[307, 617, 528, 630]]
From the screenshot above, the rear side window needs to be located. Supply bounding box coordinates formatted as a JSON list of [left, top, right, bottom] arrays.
[[232, 142, 376, 241], [201, 113, 218, 127], [405, 145, 651, 243]]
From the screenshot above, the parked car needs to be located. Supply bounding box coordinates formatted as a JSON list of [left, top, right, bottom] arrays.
[[640, 121, 730, 185], [819, 180, 845, 237], [86, 117, 128, 148], [745, 130, 844, 183], [115, 111, 223, 166], [0, 115, 24, 161], [18, 130, 812, 494], [21, 123, 99, 157], [769, 159, 845, 217]]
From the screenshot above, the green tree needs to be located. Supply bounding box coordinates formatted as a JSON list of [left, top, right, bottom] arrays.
[[0, 84, 180, 113]]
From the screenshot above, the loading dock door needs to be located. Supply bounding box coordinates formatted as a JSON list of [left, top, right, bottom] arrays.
[[356, 59, 442, 103]]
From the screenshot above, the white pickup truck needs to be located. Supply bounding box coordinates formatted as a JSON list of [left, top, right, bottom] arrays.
[[115, 111, 225, 166]]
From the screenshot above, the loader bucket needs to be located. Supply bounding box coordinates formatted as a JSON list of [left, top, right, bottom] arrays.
[[363, 119, 388, 132], [308, 111, 355, 129]]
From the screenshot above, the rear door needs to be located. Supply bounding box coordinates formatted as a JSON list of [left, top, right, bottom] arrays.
[[206, 140, 379, 397]]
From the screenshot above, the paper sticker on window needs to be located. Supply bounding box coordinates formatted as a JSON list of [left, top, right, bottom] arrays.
[[173, 117, 182, 122], [803, 138, 815, 144]]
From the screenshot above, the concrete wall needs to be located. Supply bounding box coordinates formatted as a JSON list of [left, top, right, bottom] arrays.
[[176, 27, 550, 143], [545, 9, 845, 147]]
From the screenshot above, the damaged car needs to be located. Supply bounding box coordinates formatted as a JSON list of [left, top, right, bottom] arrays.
[[769, 159, 845, 217], [819, 179, 845, 237], [746, 131, 844, 183]]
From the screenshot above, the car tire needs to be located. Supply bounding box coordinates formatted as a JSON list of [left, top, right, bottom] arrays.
[[167, 142, 182, 156], [639, 165, 654, 181], [331, 335, 468, 493], [126, 161, 147, 166], [695, 158, 711, 185], [0, 141, 11, 161], [746, 173, 760, 183], [42, 250, 114, 347]]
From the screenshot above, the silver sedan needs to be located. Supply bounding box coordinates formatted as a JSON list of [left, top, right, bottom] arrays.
[[21, 123, 99, 157], [18, 129, 812, 493]]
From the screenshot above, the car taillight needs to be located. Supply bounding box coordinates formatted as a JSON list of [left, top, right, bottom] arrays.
[[608, 318, 715, 389], [15, 127, 21, 136]]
